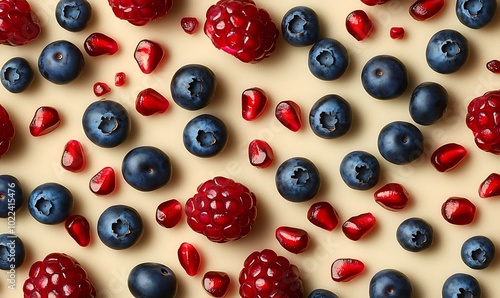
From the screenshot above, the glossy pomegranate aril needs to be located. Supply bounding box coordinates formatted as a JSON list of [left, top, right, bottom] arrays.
[[248, 139, 274, 168], [115, 72, 127, 86], [29, 106, 61, 137], [61, 140, 86, 172], [441, 197, 476, 225], [181, 17, 199, 34], [342, 212, 376, 241], [134, 39, 165, 74], [409, 0, 445, 21], [307, 201, 340, 231], [203, 271, 230, 297], [156, 199, 183, 228], [84, 32, 119, 56], [275, 100, 302, 132], [431, 143, 467, 172], [242, 87, 268, 121], [0, 105, 15, 158], [178, 242, 201, 276], [361, 0, 390, 5], [135, 88, 169, 116], [478, 173, 500, 198], [275, 226, 310, 254], [65, 214, 91, 247], [487, 60, 500, 74], [89, 167, 116, 195], [93, 82, 111, 97], [390, 27, 405, 39], [374, 183, 410, 211], [331, 258, 365, 282], [346, 10, 374, 41]]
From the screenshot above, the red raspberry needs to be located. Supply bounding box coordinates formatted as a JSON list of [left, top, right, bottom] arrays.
[[239, 249, 303, 297], [185, 176, 257, 243], [23, 252, 96, 297], [466, 90, 500, 154], [0, 0, 41, 46], [107, 0, 173, 26], [203, 0, 279, 63], [0, 105, 15, 158]]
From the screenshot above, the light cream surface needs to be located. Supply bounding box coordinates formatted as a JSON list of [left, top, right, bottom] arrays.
[[1, 0, 500, 297]]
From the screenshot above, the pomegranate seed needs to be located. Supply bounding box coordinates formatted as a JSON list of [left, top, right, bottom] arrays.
[[242, 87, 268, 121], [374, 183, 410, 211], [93, 82, 111, 97], [181, 17, 199, 34], [178, 242, 201, 276], [29, 106, 61, 137], [135, 88, 170, 116], [202, 271, 230, 297], [89, 167, 116, 195], [275, 100, 302, 132], [307, 201, 339, 231], [409, 0, 445, 21], [65, 215, 91, 247], [275, 226, 310, 254], [346, 10, 374, 41], [342, 212, 376, 241], [441, 197, 476, 225], [361, 0, 390, 5], [331, 258, 365, 282], [134, 39, 165, 74], [61, 140, 86, 172], [248, 139, 274, 168], [390, 27, 405, 39], [156, 199, 183, 228], [431, 143, 467, 172], [84, 32, 119, 56], [115, 72, 127, 86], [486, 60, 500, 74], [478, 173, 500, 198]]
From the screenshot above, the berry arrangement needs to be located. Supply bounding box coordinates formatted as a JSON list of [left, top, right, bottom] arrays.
[[1, 0, 500, 297]]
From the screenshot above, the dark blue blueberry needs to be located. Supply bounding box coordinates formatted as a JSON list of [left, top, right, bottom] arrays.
[[82, 99, 131, 148], [97, 205, 143, 250], [442, 273, 481, 298], [128, 262, 177, 298], [309, 94, 352, 139], [281, 6, 320, 47], [396, 217, 433, 252], [122, 146, 172, 192], [275, 157, 321, 202], [361, 55, 408, 100], [0, 175, 23, 218], [308, 38, 349, 80], [183, 114, 228, 157], [426, 29, 469, 74], [0, 233, 25, 270], [456, 0, 496, 29], [55, 0, 92, 32], [170, 64, 216, 110], [377, 121, 424, 165], [1, 57, 34, 93], [409, 82, 448, 126], [461, 235, 495, 269], [369, 269, 413, 298], [28, 182, 73, 225], [308, 289, 339, 298], [38, 40, 85, 84], [339, 151, 380, 190]]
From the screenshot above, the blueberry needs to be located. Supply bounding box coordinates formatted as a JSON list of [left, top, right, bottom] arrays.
[[97, 205, 143, 250], [396, 217, 433, 252], [28, 182, 73, 225], [442, 273, 481, 298], [369, 269, 413, 298], [38, 40, 85, 84], [82, 99, 131, 148], [308, 289, 339, 298], [308, 38, 349, 80], [0, 233, 25, 270], [377, 121, 424, 165], [339, 151, 380, 190], [409, 82, 448, 126], [456, 0, 496, 29], [128, 262, 177, 298], [122, 146, 172, 192], [275, 157, 321, 202], [361, 55, 408, 100], [426, 29, 469, 74], [1, 57, 34, 93], [461, 235, 495, 269], [0, 175, 23, 218], [281, 6, 320, 47], [309, 94, 352, 139], [55, 0, 92, 32], [183, 114, 228, 157], [170, 64, 216, 110]]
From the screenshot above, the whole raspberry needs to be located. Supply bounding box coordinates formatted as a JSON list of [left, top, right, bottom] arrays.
[[185, 176, 257, 243], [0, 0, 41, 46], [107, 0, 173, 26], [239, 249, 303, 297], [0, 105, 15, 158], [466, 90, 500, 154], [204, 0, 279, 63], [23, 252, 97, 297]]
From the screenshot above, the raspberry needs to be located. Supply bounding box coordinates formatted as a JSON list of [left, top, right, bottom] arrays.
[[466, 90, 500, 154], [0, 0, 41, 46], [185, 176, 257, 243], [0, 105, 15, 158], [238, 249, 303, 297], [203, 0, 279, 63], [23, 252, 96, 297], [107, 0, 173, 26]]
